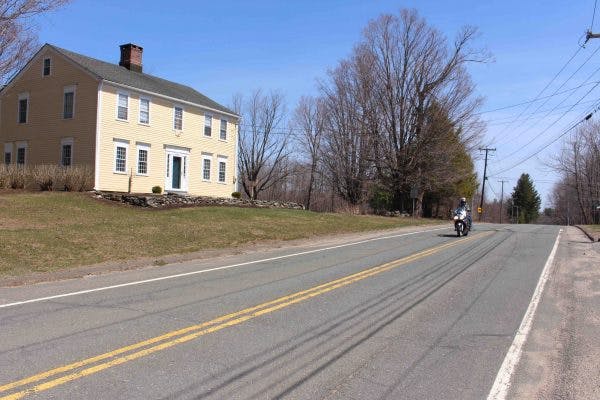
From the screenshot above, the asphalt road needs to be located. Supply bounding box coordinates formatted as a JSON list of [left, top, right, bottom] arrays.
[[0, 223, 564, 399]]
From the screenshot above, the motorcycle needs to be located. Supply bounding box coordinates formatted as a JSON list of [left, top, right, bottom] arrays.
[[453, 207, 470, 237]]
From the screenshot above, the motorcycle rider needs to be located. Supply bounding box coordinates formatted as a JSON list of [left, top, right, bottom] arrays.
[[458, 197, 473, 230]]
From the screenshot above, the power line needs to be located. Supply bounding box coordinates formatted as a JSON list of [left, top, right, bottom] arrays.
[[484, 98, 597, 126], [592, 0, 598, 31], [489, 103, 600, 177], [492, 44, 600, 143], [495, 177, 555, 184], [490, 45, 585, 142], [476, 81, 599, 115], [488, 180, 498, 198], [498, 79, 600, 161], [508, 61, 600, 139]]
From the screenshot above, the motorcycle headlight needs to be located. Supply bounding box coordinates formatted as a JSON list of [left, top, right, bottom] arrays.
[[453, 216, 459, 221]]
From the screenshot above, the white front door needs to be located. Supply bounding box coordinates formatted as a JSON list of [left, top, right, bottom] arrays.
[[165, 147, 189, 192]]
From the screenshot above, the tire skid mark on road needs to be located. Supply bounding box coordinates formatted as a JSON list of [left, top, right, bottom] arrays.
[[0, 231, 493, 400], [185, 231, 509, 400], [239, 231, 513, 400]]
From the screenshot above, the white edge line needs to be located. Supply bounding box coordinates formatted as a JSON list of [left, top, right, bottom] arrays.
[[0, 227, 448, 309], [486, 228, 563, 400]]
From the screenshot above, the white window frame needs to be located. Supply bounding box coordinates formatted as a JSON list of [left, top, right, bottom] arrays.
[[60, 137, 74, 166], [16, 141, 28, 165], [116, 91, 129, 121], [18, 93, 29, 124], [113, 139, 129, 174], [219, 119, 227, 141], [63, 85, 76, 119], [136, 143, 150, 176], [139, 97, 150, 125], [204, 113, 212, 137], [202, 154, 212, 182], [42, 57, 52, 77], [217, 156, 227, 183], [4, 143, 13, 165], [173, 105, 184, 131]]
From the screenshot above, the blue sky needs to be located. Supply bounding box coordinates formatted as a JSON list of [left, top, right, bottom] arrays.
[[33, 0, 599, 207]]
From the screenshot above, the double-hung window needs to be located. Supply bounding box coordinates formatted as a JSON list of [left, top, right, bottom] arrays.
[[174, 106, 183, 130], [218, 159, 226, 183], [18, 93, 29, 124], [114, 141, 128, 173], [43, 58, 51, 76], [137, 144, 149, 175], [220, 119, 227, 140], [117, 93, 128, 120], [63, 86, 75, 119], [139, 98, 150, 124], [204, 114, 212, 137], [17, 148, 26, 165], [4, 143, 12, 165], [202, 156, 211, 181], [16, 143, 27, 165], [61, 138, 73, 166], [62, 145, 72, 166]]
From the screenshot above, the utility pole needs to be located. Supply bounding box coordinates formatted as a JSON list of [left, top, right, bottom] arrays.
[[498, 179, 509, 224], [585, 31, 600, 43], [512, 205, 520, 224], [478, 147, 496, 222]]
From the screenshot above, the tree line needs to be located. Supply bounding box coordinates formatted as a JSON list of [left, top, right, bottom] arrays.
[[550, 122, 600, 225], [236, 10, 488, 216]]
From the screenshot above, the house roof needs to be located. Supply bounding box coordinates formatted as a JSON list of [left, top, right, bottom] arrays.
[[48, 44, 237, 117]]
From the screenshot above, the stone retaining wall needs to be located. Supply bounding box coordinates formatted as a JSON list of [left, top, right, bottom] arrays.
[[95, 192, 305, 210]]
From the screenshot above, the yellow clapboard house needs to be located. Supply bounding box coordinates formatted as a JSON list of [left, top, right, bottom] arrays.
[[0, 43, 239, 196]]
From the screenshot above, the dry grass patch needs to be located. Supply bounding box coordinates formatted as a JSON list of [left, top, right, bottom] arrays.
[[0, 192, 439, 277], [583, 224, 600, 233]]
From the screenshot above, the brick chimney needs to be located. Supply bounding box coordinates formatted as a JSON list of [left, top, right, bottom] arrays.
[[119, 43, 143, 73]]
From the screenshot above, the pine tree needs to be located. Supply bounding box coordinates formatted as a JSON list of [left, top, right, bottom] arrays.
[[507, 173, 541, 223]]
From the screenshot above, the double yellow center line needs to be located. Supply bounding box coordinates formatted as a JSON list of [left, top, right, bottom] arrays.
[[0, 231, 491, 399]]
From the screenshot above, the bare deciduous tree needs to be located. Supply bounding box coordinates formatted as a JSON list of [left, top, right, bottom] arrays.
[[0, 0, 71, 83], [234, 90, 290, 200], [362, 10, 487, 211], [292, 96, 325, 210], [319, 58, 375, 207], [316, 9, 487, 214], [551, 122, 600, 224]]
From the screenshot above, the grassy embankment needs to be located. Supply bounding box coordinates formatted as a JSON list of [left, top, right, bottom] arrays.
[[0, 192, 438, 277], [580, 224, 600, 241], [582, 224, 600, 233]]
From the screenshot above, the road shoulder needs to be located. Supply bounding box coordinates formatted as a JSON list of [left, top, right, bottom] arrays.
[[508, 227, 600, 399]]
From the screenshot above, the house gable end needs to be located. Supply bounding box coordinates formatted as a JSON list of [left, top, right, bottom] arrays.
[[0, 44, 101, 171], [1, 44, 101, 96]]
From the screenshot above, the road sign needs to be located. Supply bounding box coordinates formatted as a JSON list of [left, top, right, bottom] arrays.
[[477, 207, 482, 214], [410, 185, 419, 199]]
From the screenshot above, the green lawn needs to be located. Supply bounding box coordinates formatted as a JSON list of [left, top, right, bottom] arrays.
[[0, 192, 438, 277]]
